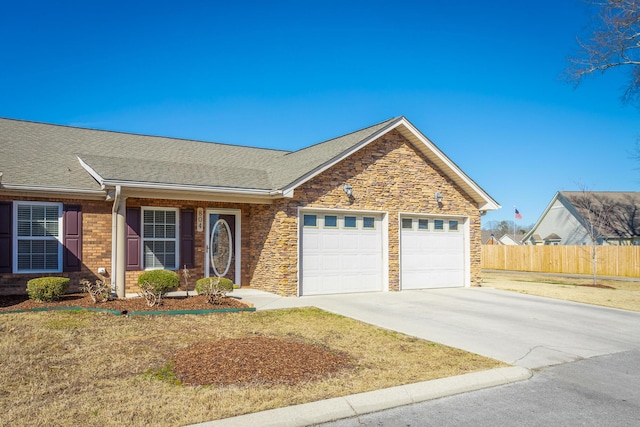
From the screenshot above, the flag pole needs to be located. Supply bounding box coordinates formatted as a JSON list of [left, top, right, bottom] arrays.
[[513, 206, 516, 241]]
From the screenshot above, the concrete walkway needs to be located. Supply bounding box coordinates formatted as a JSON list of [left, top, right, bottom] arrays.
[[191, 286, 640, 427]]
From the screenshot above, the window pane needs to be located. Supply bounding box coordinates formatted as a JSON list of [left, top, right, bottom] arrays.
[[17, 220, 31, 236], [418, 219, 429, 230], [434, 220, 444, 230], [324, 215, 337, 228], [45, 220, 58, 237], [402, 218, 413, 229], [143, 210, 155, 224], [165, 224, 176, 239], [17, 205, 31, 221], [154, 224, 165, 239], [303, 214, 317, 227], [363, 217, 375, 229], [32, 206, 45, 221], [449, 220, 459, 231], [344, 216, 357, 228]]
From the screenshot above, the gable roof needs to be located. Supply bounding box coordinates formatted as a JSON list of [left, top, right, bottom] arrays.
[[523, 191, 640, 242], [0, 116, 499, 209]]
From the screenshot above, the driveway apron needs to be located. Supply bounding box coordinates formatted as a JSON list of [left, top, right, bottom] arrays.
[[237, 287, 640, 369]]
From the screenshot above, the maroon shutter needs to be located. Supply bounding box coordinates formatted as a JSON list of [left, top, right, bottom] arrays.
[[180, 209, 195, 269], [63, 204, 82, 272], [0, 202, 12, 273], [126, 207, 141, 270]]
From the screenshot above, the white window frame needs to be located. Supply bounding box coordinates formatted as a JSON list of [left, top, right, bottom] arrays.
[[344, 215, 358, 229], [13, 201, 63, 274], [324, 215, 338, 228], [362, 216, 376, 229], [401, 218, 413, 230], [141, 207, 179, 270], [303, 214, 318, 228]]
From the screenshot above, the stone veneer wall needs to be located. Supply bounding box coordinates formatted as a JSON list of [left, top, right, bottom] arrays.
[[0, 195, 112, 295], [246, 129, 483, 296]]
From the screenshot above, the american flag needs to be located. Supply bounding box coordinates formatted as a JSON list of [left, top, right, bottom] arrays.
[[515, 208, 522, 220]]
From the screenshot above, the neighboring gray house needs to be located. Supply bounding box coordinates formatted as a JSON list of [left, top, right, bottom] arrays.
[[498, 234, 521, 245], [523, 191, 640, 246]]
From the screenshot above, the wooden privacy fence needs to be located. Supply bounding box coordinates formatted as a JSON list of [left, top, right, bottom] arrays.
[[482, 245, 640, 278]]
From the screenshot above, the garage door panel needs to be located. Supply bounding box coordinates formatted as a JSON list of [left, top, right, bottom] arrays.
[[301, 212, 383, 295], [401, 217, 465, 290]]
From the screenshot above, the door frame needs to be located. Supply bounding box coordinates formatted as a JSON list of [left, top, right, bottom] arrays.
[[205, 208, 242, 286]]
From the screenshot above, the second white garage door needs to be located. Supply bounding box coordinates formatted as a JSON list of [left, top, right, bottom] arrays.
[[401, 216, 465, 289], [300, 211, 384, 295]]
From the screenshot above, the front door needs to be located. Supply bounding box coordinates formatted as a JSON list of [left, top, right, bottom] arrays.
[[205, 211, 240, 285]]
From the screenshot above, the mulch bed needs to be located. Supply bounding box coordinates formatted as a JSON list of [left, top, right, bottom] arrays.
[[173, 336, 354, 386], [0, 293, 250, 313]]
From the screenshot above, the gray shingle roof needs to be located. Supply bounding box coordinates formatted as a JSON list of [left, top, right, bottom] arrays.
[[0, 116, 399, 193], [561, 191, 640, 239]]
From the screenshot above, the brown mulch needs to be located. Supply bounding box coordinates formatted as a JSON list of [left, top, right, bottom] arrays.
[[173, 336, 354, 386], [0, 293, 250, 313]]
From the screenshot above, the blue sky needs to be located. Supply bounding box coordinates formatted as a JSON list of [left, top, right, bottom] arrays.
[[1, 0, 638, 226]]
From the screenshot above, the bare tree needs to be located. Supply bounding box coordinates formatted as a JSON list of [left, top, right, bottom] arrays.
[[567, 189, 616, 285], [566, 0, 640, 105]]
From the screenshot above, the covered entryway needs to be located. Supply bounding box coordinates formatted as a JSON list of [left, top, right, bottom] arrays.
[[300, 211, 385, 295], [400, 216, 465, 289]]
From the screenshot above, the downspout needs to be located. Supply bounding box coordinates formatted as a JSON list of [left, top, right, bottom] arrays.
[[116, 190, 127, 298]]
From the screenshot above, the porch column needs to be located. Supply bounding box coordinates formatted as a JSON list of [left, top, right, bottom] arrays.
[[115, 196, 127, 298]]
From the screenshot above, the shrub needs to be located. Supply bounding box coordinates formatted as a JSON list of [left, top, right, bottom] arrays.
[[80, 279, 111, 303], [195, 277, 234, 305], [137, 270, 180, 306], [26, 277, 70, 302]]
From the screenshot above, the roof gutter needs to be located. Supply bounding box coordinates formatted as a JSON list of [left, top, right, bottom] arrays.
[[0, 184, 106, 200]]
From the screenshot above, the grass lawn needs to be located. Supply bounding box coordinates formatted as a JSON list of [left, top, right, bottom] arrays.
[[0, 307, 503, 426], [482, 271, 640, 312]]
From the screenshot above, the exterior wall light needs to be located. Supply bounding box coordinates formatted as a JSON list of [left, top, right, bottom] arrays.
[[435, 192, 443, 204], [343, 184, 353, 198]]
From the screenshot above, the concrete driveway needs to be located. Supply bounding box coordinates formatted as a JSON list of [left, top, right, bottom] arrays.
[[235, 287, 640, 369]]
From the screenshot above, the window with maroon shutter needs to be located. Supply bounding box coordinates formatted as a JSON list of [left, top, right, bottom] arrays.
[[63, 204, 82, 272], [126, 207, 141, 270], [14, 201, 62, 273], [0, 202, 11, 273]]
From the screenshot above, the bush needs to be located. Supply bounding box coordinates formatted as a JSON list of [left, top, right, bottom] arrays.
[[26, 277, 70, 302], [195, 277, 234, 305], [137, 270, 180, 306], [80, 279, 111, 303]]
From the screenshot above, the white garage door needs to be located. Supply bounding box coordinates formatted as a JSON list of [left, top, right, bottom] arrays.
[[401, 217, 465, 289], [301, 211, 383, 295]]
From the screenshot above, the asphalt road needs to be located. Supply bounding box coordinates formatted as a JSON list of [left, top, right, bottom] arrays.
[[317, 349, 640, 427]]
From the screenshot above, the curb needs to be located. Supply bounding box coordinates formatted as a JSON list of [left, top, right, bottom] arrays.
[[0, 306, 256, 316], [188, 366, 532, 427]]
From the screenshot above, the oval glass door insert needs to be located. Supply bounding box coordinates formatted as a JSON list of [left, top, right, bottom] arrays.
[[210, 219, 232, 277]]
